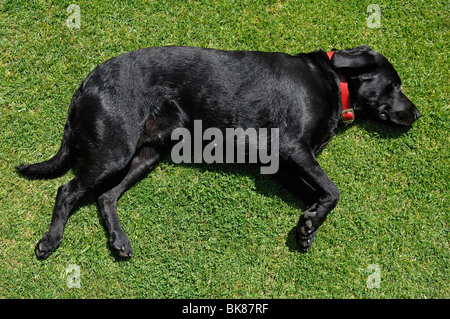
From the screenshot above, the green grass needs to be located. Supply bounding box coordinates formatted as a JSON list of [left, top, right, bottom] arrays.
[[0, 0, 448, 299]]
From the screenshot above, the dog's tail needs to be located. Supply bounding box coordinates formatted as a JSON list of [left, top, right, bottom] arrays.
[[16, 82, 85, 180], [16, 129, 74, 179]]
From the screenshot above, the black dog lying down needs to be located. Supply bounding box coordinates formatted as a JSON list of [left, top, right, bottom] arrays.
[[17, 45, 420, 260]]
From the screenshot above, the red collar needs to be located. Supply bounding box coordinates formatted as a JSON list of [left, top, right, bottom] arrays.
[[327, 51, 355, 123]]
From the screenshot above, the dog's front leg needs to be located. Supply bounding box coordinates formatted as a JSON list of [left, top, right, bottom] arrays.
[[282, 147, 340, 252]]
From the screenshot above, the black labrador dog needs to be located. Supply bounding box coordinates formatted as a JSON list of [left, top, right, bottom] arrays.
[[17, 45, 420, 260]]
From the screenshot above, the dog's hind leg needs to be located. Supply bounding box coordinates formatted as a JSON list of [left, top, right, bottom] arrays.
[[97, 146, 162, 258], [35, 177, 89, 260], [34, 153, 135, 259], [34, 122, 140, 260], [35, 142, 141, 260]]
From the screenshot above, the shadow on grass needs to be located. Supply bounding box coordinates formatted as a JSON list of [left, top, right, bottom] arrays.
[[339, 118, 415, 139], [171, 160, 308, 253]]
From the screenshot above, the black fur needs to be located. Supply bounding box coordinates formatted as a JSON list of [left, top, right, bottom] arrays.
[[17, 45, 420, 259]]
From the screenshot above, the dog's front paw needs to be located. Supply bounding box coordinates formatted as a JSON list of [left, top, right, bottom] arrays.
[[109, 232, 133, 258], [296, 211, 319, 252], [35, 232, 61, 260]]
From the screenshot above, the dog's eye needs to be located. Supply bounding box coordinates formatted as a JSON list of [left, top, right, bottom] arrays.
[[380, 110, 389, 120]]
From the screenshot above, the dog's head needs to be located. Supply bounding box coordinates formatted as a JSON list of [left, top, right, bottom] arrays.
[[330, 45, 421, 126]]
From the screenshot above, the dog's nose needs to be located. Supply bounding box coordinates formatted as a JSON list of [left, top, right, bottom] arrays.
[[414, 108, 421, 120]]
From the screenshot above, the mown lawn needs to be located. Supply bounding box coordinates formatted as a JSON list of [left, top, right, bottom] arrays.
[[0, 0, 448, 299]]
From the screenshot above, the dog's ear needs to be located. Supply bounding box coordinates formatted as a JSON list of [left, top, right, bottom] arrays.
[[331, 45, 376, 71]]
